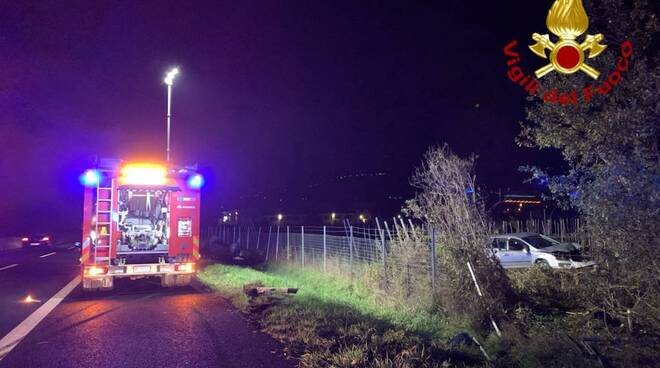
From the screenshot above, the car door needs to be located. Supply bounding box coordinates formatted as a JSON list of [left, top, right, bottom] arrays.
[[506, 237, 533, 268], [492, 238, 512, 268]]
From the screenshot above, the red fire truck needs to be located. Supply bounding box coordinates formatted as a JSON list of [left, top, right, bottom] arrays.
[[80, 158, 203, 291]]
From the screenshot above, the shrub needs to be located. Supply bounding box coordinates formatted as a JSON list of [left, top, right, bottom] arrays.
[[405, 145, 518, 330]]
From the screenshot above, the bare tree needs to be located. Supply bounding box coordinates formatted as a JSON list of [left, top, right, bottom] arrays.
[[405, 144, 516, 327]]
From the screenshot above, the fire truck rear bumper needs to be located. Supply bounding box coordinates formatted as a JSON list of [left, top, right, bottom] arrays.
[[83, 263, 195, 279]]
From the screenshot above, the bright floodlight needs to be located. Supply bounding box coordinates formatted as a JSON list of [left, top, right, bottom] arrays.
[[119, 163, 167, 185], [164, 67, 179, 85]]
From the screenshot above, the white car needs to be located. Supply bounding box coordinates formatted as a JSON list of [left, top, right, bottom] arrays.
[[489, 232, 595, 269]]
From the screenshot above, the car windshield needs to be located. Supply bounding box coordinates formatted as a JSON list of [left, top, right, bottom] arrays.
[[521, 234, 559, 249]]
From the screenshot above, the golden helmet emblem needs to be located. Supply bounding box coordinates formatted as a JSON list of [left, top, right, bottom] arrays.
[[529, 0, 607, 79]]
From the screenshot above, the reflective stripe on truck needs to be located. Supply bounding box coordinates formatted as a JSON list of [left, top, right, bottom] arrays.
[[83, 262, 195, 277]]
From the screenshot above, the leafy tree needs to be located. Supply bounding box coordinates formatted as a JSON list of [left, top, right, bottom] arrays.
[[519, 0, 659, 330]]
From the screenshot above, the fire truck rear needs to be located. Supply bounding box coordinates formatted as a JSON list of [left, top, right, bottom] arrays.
[[80, 159, 203, 291]]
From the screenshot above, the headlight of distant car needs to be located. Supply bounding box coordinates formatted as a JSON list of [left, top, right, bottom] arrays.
[[41, 236, 49, 241], [21, 237, 29, 242]]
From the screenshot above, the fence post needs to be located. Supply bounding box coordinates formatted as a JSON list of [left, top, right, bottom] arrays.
[[256, 227, 261, 249], [323, 226, 327, 272], [393, 218, 403, 243], [383, 221, 393, 242], [372, 226, 378, 260], [349, 225, 354, 282], [233, 225, 236, 244], [301, 226, 305, 268], [408, 219, 418, 240], [431, 226, 436, 292], [467, 261, 502, 338], [238, 226, 242, 248], [266, 226, 272, 258], [286, 226, 290, 262], [375, 218, 384, 264], [399, 217, 409, 240], [361, 226, 367, 260], [246, 226, 251, 249], [376, 219, 387, 290], [275, 225, 280, 260]]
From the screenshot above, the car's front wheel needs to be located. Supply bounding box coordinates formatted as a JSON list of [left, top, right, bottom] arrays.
[[535, 259, 550, 268]]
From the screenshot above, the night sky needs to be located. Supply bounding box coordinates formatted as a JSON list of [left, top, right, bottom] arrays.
[[0, 1, 564, 236]]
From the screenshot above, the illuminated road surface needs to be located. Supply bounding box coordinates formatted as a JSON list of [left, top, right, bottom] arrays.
[[0, 246, 294, 368], [0, 243, 79, 341]]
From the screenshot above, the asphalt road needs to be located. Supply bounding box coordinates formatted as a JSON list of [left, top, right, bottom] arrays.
[[0, 245, 296, 368], [0, 243, 79, 340]]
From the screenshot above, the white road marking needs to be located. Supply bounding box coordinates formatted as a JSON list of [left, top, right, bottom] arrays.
[[0, 264, 18, 271], [39, 252, 56, 258], [0, 276, 80, 361]]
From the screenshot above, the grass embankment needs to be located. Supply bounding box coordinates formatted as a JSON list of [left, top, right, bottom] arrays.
[[198, 264, 483, 367]]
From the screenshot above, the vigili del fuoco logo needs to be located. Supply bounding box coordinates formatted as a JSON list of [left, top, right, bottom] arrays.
[[503, 0, 633, 105]]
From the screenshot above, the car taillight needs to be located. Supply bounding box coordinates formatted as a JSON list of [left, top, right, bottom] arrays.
[[41, 236, 50, 241], [21, 237, 29, 241], [175, 263, 194, 272], [85, 266, 108, 276]]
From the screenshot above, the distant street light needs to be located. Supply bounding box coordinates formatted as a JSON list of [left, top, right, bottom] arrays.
[[164, 67, 179, 162], [331, 212, 336, 222], [277, 213, 284, 222]]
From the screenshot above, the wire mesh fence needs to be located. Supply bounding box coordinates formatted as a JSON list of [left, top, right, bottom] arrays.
[[204, 217, 585, 297], [206, 222, 390, 272], [491, 217, 587, 243]]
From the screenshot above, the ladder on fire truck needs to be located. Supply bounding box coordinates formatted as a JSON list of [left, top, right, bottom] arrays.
[[94, 180, 113, 265]]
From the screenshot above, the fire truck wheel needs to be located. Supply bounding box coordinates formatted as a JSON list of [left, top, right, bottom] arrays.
[[161, 274, 176, 287], [175, 274, 192, 287]]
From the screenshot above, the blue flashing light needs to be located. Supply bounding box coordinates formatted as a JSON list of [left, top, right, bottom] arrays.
[[465, 187, 475, 194], [80, 170, 100, 187], [187, 174, 204, 189]]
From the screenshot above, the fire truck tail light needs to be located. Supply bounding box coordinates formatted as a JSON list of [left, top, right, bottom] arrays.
[[175, 263, 194, 273], [86, 266, 108, 276]]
